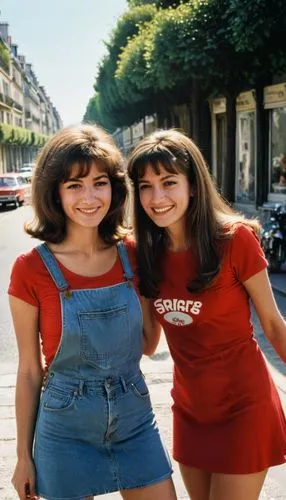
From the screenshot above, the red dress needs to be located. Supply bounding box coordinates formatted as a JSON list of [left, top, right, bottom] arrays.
[[152, 225, 286, 473]]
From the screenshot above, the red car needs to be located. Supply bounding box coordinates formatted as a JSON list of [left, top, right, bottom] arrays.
[[0, 172, 31, 208]]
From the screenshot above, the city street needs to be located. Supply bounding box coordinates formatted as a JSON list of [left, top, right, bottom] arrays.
[[0, 205, 285, 499]]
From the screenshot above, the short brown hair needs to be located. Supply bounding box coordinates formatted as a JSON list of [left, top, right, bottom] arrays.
[[25, 123, 129, 244]]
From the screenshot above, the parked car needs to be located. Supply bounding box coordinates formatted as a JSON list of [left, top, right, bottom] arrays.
[[0, 173, 32, 208], [19, 163, 35, 173]]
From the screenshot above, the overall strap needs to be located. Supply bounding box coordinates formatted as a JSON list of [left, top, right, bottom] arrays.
[[35, 243, 69, 292], [117, 241, 134, 282]]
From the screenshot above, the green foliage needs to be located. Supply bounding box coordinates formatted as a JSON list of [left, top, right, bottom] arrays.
[[93, 4, 157, 129], [0, 123, 13, 143], [0, 41, 10, 73], [83, 93, 117, 133], [107, 4, 157, 62], [127, 0, 188, 7], [226, 0, 286, 76], [156, 0, 189, 7], [31, 131, 47, 147], [88, 0, 286, 129], [124, 0, 286, 96], [83, 94, 102, 124], [143, 1, 241, 92], [116, 26, 153, 99], [0, 124, 48, 147]]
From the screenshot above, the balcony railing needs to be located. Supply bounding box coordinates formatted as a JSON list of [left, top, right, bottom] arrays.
[[13, 101, 23, 112], [32, 115, 40, 125], [0, 93, 24, 112], [0, 92, 14, 108]]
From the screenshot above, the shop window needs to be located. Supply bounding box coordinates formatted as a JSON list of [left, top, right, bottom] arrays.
[[236, 112, 256, 202], [270, 107, 286, 194]]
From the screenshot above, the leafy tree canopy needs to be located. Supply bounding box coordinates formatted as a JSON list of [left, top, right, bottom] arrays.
[[83, 94, 104, 126], [107, 3, 157, 61], [122, 0, 286, 99], [92, 4, 157, 129], [116, 22, 154, 100], [86, 0, 286, 128], [226, 0, 286, 76], [127, 0, 190, 8]]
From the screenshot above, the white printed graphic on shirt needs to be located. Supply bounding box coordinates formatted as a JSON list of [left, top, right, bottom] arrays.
[[154, 298, 202, 326]]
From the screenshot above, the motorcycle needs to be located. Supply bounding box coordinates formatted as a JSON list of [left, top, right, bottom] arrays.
[[260, 202, 286, 272]]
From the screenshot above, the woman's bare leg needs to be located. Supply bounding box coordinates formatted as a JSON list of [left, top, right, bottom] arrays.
[[179, 463, 211, 500], [209, 469, 268, 500], [120, 477, 177, 500]]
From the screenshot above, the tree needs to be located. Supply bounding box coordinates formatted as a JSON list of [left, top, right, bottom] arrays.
[[83, 94, 105, 127], [130, 0, 286, 199], [127, 0, 190, 7], [87, 0, 286, 200], [93, 4, 157, 129]]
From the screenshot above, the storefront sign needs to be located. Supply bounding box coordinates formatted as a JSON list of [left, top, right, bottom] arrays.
[[236, 90, 256, 112], [264, 83, 286, 109], [211, 98, 226, 114]]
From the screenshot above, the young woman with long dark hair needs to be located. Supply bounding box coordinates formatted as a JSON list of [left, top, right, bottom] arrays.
[[127, 129, 286, 500]]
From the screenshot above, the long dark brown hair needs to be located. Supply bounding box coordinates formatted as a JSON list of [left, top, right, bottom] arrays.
[[25, 123, 129, 245], [127, 129, 260, 298]]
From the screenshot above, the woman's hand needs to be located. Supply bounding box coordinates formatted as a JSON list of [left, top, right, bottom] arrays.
[[12, 457, 38, 499]]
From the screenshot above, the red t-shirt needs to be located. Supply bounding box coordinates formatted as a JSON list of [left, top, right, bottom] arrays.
[[152, 225, 268, 404], [8, 239, 137, 368]]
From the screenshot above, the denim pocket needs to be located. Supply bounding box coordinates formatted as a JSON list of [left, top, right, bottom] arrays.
[[43, 385, 77, 412], [130, 376, 150, 399], [79, 305, 130, 370]]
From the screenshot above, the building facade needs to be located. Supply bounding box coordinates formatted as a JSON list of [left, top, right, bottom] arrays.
[[0, 23, 63, 174]]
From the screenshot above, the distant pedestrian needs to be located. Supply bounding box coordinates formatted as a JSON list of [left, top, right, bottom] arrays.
[[8, 124, 176, 500], [127, 129, 286, 500]]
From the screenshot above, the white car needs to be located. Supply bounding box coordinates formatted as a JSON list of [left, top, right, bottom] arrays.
[[19, 163, 35, 173]]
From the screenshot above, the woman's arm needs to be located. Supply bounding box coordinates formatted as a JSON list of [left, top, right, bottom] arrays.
[[243, 269, 286, 362], [9, 295, 43, 500], [141, 297, 162, 356]]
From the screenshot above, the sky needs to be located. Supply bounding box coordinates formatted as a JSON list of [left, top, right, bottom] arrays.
[[0, 0, 127, 126]]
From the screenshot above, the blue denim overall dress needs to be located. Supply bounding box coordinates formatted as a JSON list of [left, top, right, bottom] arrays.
[[33, 242, 172, 500]]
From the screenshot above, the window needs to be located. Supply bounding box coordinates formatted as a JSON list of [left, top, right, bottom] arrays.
[[3, 81, 9, 96], [270, 107, 286, 194], [0, 177, 17, 187], [236, 112, 256, 202]]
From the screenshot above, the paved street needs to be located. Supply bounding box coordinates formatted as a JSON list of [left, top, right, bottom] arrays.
[[0, 205, 285, 499]]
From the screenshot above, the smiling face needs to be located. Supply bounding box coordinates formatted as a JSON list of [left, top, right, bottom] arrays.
[[58, 161, 112, 230], [138, 164, 191, 236]]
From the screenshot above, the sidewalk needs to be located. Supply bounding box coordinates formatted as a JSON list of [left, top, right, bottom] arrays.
[[1, 334, 286, 499]]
